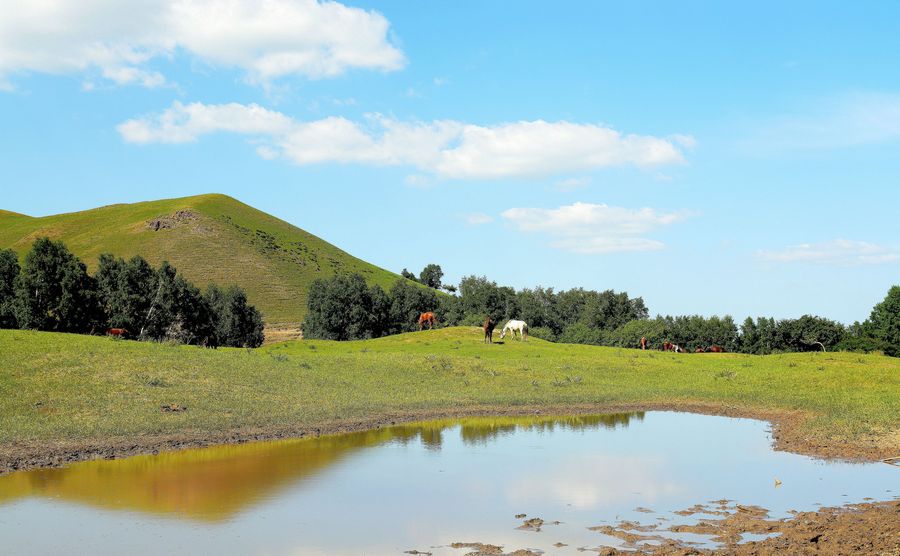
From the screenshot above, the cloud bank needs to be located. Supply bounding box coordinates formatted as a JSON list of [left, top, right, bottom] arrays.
[[118, 101, 690, 179], [501, 202, 690, 253], [0, 0, 405, 88]]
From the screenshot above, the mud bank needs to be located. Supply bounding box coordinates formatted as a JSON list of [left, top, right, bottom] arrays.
[[443, 500, 899, 555], [1, 401, 897, 474]]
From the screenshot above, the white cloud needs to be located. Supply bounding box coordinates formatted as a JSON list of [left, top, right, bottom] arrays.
[[501, 201, 689, 254], [506, 455, 682, 509], [464, 213, 493, 225], [0, 0, 405, 89], [757, 239, 900, 266], [118, 101, 690, 179], [117, 101, 295, 143]]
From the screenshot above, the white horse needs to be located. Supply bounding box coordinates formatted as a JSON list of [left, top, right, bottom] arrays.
[[500, 319, 529, 341]]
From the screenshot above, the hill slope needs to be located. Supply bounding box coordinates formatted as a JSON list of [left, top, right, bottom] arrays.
[[0, 194, 406, 325]]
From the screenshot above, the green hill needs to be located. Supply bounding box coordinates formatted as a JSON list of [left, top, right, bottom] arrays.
[[0, 194, 406, 326]]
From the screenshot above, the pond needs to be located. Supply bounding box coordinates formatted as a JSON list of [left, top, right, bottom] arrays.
[[0, 412, 896, 554]]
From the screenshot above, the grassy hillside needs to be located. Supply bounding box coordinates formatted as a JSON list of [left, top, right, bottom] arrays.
[[1, 328, 897, 458], [0, 194, 406, 326]]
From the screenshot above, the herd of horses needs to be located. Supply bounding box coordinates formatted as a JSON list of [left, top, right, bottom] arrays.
[[104, 313, 727, 353], [418, 312, 527, 343], [643, 336, 725, 353], [419, 313, 726, 352]]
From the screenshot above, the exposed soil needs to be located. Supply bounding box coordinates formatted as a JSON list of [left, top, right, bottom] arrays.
[[449, 543, 540, 556], [573, 500, 900, 555], [146, 210, 198, 231], [262, 326, 303, 344], [2, 401, 895, 475]]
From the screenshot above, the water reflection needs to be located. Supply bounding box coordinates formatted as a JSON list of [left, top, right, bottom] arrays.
[[0, 412, 643, 522]]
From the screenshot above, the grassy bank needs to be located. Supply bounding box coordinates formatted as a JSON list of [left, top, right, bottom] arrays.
[[1, 327, 898, 465]]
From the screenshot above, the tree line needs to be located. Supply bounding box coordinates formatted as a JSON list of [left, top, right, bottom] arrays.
[[303, 264, 899, 356], [0, 238, 264, 347]]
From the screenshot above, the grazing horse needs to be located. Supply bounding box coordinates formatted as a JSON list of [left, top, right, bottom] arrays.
[[483, 316, 496, 343], [695, 347, 705, 353], [418, 312, 436, 330], [709, 345, 725, 353], [640, 336, 648, 350], [500, 319, 529, 341], [107, 328, 128, 338]]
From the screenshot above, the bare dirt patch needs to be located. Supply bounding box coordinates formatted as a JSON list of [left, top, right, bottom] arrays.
[[146, 210, 199, 231], [580, 500, 899, 555], [263, 326, 303, 344]]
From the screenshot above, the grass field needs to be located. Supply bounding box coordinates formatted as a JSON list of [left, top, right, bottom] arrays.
[[0, 193, 408, 325], [1, 327, 897, 461]]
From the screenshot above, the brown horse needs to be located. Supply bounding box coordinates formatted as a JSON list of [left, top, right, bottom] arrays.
[[709, 345, 725, 353], [418, 312, 436, 330], [695, 347, 705, 353], [640, 336, 648, 350], [483, 316, 496, 343], [107, 328, 128, 338]]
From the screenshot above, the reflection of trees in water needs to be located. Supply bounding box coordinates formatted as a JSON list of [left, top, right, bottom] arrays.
[[457, 412, 643, 446], [0, 413, 644, 521], [388, 412, 644, 448], [0, 427, 403, 521]]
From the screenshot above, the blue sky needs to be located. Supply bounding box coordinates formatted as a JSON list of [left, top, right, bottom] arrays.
[[1, 1, 898, 324]]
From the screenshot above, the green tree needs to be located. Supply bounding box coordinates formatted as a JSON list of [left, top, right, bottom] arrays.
[[458, 275, 517, 322], [516, 287, 560, 333], [606, 317, 666, 348], [418, 264, 444, 289], [558, 322, 605, 345], [15, 238, 99, 332], [579, 290, 649, 332], [400, 268, 418, 282], [868, 285, 900, 356], [773, 315, 844, 352], [95, 254, 157, 333], [389, 278, 438, 333], [207, 284, 264, 347], [303, 274, 377, 340], [0, 249, 19, 328]]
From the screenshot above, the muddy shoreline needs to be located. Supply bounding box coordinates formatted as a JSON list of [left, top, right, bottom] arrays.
[[444, 501, 899, 555], [2, 401, 896, 474]]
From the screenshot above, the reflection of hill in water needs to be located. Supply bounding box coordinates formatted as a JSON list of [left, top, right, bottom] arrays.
[[0, 412, 642, 521]]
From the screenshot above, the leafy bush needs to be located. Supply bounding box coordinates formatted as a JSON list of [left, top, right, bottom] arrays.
[[0, 249, 19, 329], [558, 323, 605, 345], [459, 313, 489, 327], [528, 326, 557, 342]]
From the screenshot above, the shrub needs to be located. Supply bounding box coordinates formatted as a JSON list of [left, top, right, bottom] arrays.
[[558, 323, 604, 345], [0, 249, 19, 329], [529, 326, 557, 342]]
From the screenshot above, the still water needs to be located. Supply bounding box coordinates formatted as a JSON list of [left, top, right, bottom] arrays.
[[0, 412, 896, 555]]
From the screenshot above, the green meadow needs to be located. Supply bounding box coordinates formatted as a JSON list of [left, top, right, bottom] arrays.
[[1, 327, 897, 455]]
